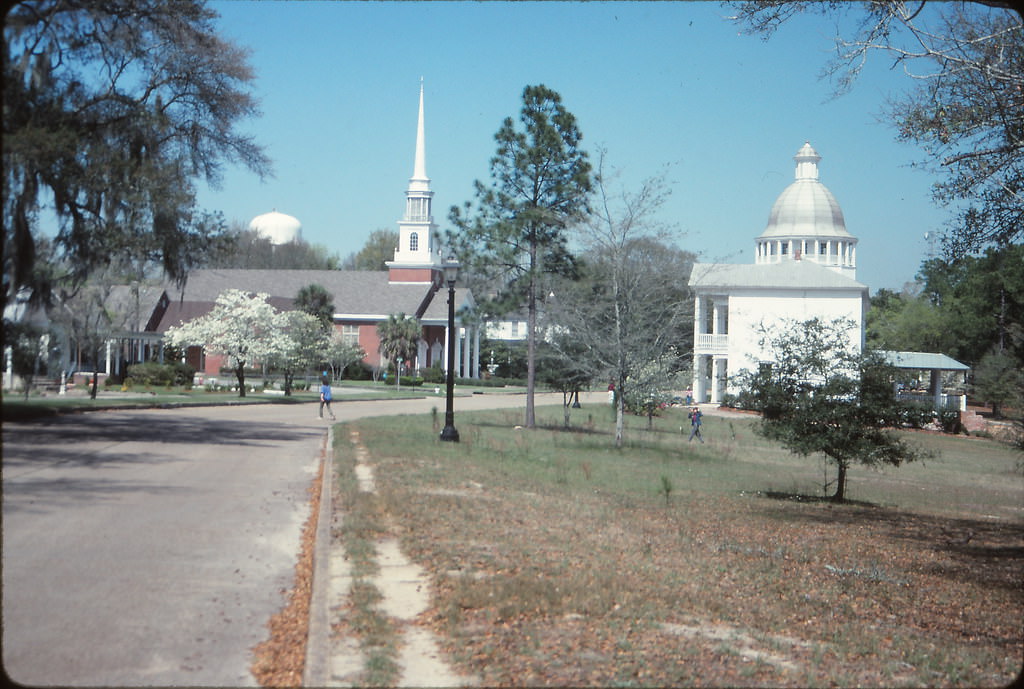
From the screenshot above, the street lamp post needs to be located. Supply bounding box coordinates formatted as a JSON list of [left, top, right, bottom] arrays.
[[440, 256, 460, 442]]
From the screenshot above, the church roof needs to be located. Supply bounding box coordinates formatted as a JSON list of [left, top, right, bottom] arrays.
[[759, 142, 851, 240], [155, 268, 470, 332], [688, 259, 867, 291]]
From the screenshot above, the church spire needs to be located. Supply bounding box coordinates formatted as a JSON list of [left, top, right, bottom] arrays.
[[410, 78, 429, 191], [388, 79, 440, 282]]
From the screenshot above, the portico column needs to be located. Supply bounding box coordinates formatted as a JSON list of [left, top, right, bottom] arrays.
[[462, 327, 470, 378], [443, 324, 452, 374], [453, 326, 462, 378], [710, 356, 726, 404], [693, 354, 707, 403], [472, 326, 481, 378], [712, 300, 725, 336]]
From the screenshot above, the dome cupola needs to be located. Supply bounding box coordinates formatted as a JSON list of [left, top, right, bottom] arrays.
[[755, 142, 857, 277]]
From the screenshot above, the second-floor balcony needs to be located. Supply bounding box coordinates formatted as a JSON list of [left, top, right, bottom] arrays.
[[695, 333, 729, 354]]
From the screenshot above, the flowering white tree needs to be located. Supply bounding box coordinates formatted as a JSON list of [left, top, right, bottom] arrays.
[[266, 310, 328, 395], [164, 289, 280, 397], [324, 330, 366, 382]]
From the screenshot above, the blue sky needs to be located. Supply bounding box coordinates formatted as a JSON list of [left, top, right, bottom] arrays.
[[200, 0, 950, 293]]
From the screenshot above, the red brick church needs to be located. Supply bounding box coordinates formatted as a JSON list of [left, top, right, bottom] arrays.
[[149, 82, 480, 380]]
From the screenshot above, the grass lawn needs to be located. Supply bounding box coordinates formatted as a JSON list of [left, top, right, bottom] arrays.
[[332, 403, 1023, 687]]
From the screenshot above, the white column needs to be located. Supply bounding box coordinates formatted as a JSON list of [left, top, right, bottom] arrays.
[[453, 327, 462, 378], [444, 324, 452, 374], [693, 354, 707, 403], [417, 340, 427, 375], [694, 294, 705, 342], [472, 326, 481, 378], [710, 356, 725, 404], [712, 300, 725, 336], [462, 327, 470, 378]]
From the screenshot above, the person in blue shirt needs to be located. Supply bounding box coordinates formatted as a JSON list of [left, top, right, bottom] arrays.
[[688, 406, 704, 443], [319, 374, 336, 420]]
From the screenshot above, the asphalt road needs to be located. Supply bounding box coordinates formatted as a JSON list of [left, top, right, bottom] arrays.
[[1, 390, 590, 686]]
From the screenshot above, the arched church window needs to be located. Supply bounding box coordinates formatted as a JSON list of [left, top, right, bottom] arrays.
[[410, 232, 419, 252]]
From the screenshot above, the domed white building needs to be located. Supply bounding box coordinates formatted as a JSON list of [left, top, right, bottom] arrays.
[[755, 142, 857, 278], [688, 142, 869, 404], [249, 209, 302, 245]]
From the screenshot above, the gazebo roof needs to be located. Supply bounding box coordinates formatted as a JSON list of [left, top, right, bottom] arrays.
[[880, 351, 970, 371]]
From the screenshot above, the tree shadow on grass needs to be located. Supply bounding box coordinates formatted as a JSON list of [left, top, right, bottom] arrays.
[[470, 420, 612, 437], [748, 490, 1024, 593], [754, 489, 878, 508]]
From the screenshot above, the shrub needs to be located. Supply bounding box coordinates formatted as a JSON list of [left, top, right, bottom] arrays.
[[421, 364, 445, 384], [898, 402, 935, 429], [937, 409, 962, 434], [344, 362, 374, 380], [467, 376, 523, 387], [126, 362, 194, 387]]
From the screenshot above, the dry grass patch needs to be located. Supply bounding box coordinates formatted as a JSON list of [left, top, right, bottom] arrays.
[[336, 405, 1023, 687]]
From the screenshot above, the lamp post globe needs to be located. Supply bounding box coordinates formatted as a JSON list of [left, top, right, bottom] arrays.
[[440, 255, 460, 442]]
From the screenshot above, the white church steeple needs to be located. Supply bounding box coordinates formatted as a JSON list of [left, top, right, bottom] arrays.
[[388, 79, 440, 283]]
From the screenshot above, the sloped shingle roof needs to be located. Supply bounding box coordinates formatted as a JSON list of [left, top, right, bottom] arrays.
[[156, 268, 471, 332], [688, 260, 867, 291]]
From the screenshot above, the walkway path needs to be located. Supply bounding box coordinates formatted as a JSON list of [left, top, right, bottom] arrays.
[[1, 389, 595, 686]]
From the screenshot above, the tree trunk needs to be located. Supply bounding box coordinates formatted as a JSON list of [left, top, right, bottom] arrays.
[[90, 347, 100, 399], [525, 246, 538, 429], [284, 370, 293, 396], [832, 461, 848, 502], [615, 378, 625, 449], [236, 363, 246, 398]]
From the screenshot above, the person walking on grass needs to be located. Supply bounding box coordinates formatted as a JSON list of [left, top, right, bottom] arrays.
[[688, 406, 704, 443], [319, 373, 336, 420]]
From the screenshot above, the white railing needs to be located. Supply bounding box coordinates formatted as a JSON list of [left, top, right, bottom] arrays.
[[896, 392, 966, 412], [695, 333, 729, 354]]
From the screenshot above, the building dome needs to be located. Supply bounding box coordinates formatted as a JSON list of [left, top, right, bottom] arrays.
[[760, 142, 849, 239], [755, 142, 857, 277], [249, 210, 302, 245]]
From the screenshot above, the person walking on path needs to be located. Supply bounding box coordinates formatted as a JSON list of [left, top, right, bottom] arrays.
[[319, 374, 336, 420], [688, 406, 704, 443]]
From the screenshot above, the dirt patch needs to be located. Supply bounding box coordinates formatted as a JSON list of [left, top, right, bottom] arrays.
[[659, 620, 815, 673], [336, 428, 479, 687]]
